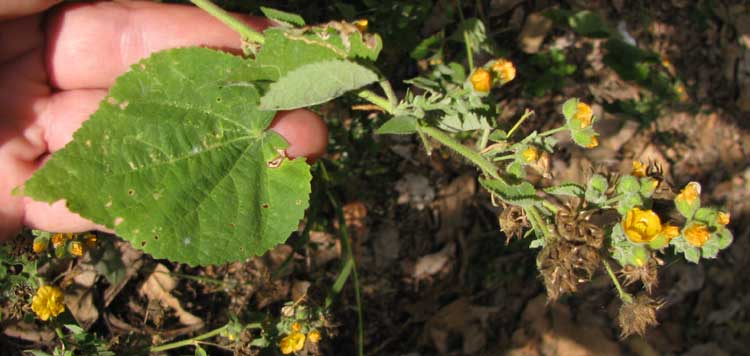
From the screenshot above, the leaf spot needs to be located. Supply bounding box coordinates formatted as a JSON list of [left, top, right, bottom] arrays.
[[107, 97, 118, 105], [119, 101, 129, 110], [183, 237, 192, 246], [128, 162, 137, 170], [295, 200, 302, 205], [114, 217, 124, 226], [152, 191, 162, 200], [153, 235, 159, 240], [191, 146, 202, 154], [141, 241, 147, 247], [262, 203, 269, 209], [105, 201, 112, 208], [85, 140, 92, 147], [267, 149, 288, 168], [127, 189, 136, 196]]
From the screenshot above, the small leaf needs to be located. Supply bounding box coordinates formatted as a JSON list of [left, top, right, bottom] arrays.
[[260, 60, 378, 110], [616, 193, 643, 215], [571, 127, 597, 147], [562, 98, 579, 121], [260, 6, 305, 26], [376, 115, 418, 135], [479, 178, 541, 207], [543, 182, 585, 197], [488, 129, 508, 142], [194, 345, 208, 356], [693, 207, 718, 227], [717, 228, 733, 249], [588, 174, 608, 191], [617, 175, 640, 195], [568, 10, 612, 38], [675, 195, 700, 220], [684, 246, 701, 263], [506, 161, 525, 179], [648, 234, 670, 250], [701, 237, 721, 259]]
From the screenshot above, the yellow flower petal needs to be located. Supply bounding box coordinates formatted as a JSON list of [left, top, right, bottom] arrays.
[[33, 240, 48, 254], [521, 146, 539, 163], [574, 102, 593, 127], [660, 224, 680, 241], [31, 285, 65, 321], [70, 241, 84, 257], [470, 68, 492, 93], [308, 330, 321, 343], [623, 208, 662, 243], [586, 136, 599, 148], [717, 211, 730, 225], [632, 161, 647, 178], [491, 58, 516, 85], [353, 19, 368, 32], [675, 182, 700, 205], [684, 223, 710, 247], [291, 322, 302, 332], [279, 332, 306, 354]]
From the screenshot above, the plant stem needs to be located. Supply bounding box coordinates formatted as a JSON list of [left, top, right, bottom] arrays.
[[476, 127, 490, 150], [357, 90, 395, 114], [190, 0, 265, 44], [506, 109, 535, 138], [419, 125, 499, 179], [539, 126, 567, 137], [526, 205, 551, 239], [378, 79, 398, 108], [602, 259, 633, 304], [151, 324, 230, 353], [492, 154, 516, 162], [457, 0, 474, 72], [326, 191, 365, 356]]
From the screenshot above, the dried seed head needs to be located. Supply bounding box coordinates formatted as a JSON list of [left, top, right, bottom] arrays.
[[498, 205, 528, 244], [617, 293, 662, 338], [619, 259, 659, 294], [538, 239, 600, 302]]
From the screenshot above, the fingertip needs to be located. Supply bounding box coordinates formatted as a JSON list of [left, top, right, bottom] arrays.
[[269, 109, 328, 162]]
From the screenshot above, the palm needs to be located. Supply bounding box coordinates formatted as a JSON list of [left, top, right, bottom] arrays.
[[0, 2, 327, 240]]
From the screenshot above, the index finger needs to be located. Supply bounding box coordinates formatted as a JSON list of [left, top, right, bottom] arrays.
[[46, 1, 271, 90]]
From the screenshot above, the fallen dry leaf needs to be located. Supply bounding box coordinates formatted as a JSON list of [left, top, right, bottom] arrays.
[[138, 263, 203, 326]]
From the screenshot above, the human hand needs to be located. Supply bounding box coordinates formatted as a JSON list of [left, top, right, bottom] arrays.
[[0, 0, 328, 240]]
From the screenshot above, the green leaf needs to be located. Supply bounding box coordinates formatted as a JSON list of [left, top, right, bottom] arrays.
[[194, 345, 208, 356], [255, 26, 382, 80], [639, 177, 658, 198], [684, 246, 701, 263], [410, 32, 443, 60], [543, 182, 585, 197], [617, 175, 640, 195], [376, 115, 418, 135], [259, 59, 378, 110], [571, 127, 597, 148], [260, 6, 305, 26], [568, 10, 612, 38], [562, 98, 579, 121], [23, 48, 311, 266], [671, 237, 701, 263], [438, 113, 491, 132], [506, 161, 525, 179], [694, 207, 717, 226], [701, 236, 721, 259], [479, 178, 541, 207], [616, 194, 643, 215], [488, 130, 508, 142], [717, 228, 733, 249], [648, 234, 670, 250]]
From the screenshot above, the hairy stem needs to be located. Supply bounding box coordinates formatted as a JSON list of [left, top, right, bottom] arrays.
[[419, 125, 499, 179], [357, 90, 395, 114], [190, 0, 265, 44], [379, 79, 398, 108], [603, 259, 633, 304], [506, 109, 535, 138], [526, 205, 552, 239], [539, 126, 567, 137], [151, 324, 230, 352], [327, 191, 365, 356]]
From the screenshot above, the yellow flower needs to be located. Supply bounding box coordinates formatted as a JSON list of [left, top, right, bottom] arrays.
[[291, 322, 302, 332], [279, 332, 306, 354], [675, 182, 700, 205], [31, 285, 65, 321], [33, 239, 48, 254], [660, 224, 680, 242], [69, 241, 84, 257], [308, 330, 321, 343], [623, 208, 662, 243], [491, 58, 516, 85], [521, 146, 539, 163], [574, 102, 593, 127], [51, 233, 65, 248], [717, 211, 730, 225], [353, 19, 368, 32], [684, 223, 710, 247], [586, 136, 599, 148], [632, 160, 647, 178], [470, 68, 492, 93]]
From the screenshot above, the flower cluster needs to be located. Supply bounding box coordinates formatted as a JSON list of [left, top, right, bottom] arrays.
[[33, 232, 98, 258], [469, 58, 516, 93]]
